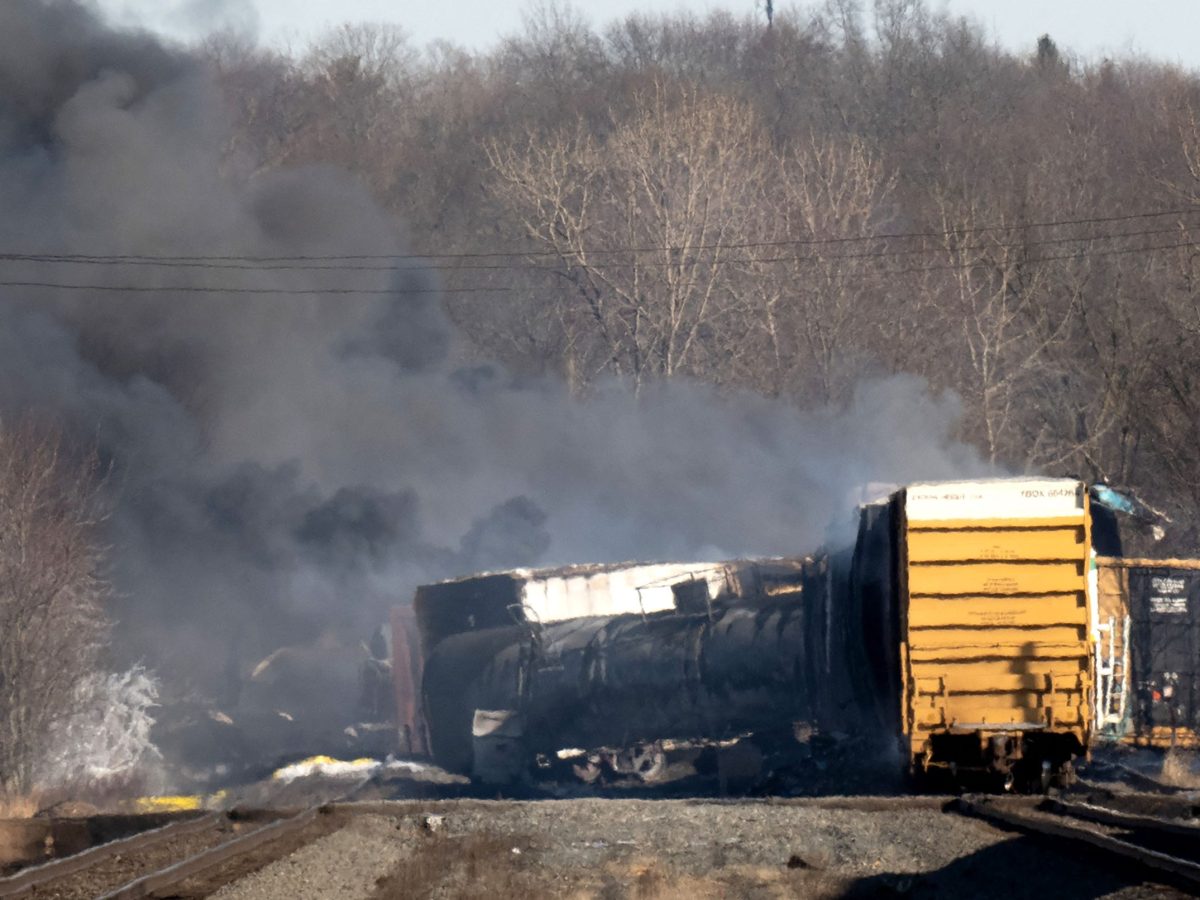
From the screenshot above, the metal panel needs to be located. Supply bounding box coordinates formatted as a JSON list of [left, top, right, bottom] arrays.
[[519, 562, 729, 622], [905, 479, 1084, 521], [908, 642, 1087, 662], [900, 480, 1093, 771], [908, 561, 1087, 596], [906, 527, 1086, 563], [1129, 565, 1200, 741], [390, 605, 428, 756], [907, 595, 1085, 628], [912, 669, 1086, 695], [906, 625, 1085, 649], [914, 707, 1086, 729]]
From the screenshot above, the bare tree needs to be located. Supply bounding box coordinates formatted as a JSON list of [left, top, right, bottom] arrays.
[[0, 424, 109, 796], [750, 134, 896, 402], [487, 84, 777, 391], [903, 186, 1079, 467], [201, 4, 1200, 544]]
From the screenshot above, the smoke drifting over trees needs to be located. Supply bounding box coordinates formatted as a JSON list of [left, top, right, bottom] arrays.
[[199, 1, 1200, 547], [0, 0, 998, 757]]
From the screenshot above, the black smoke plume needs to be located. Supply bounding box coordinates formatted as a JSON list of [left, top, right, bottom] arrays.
[[0, 0, 986, 770]]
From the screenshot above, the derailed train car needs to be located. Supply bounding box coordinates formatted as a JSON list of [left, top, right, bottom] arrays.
[[408, 558, 853, 780], [879, 479, 1094, 788], [419, 557, 888, 782], [1092, 557, 1200, 749], [398, 478, 1098, 790]]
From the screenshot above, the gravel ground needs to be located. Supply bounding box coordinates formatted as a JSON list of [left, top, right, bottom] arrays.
[[212, 815, 409, 900], [201, 799, 1191, 899]]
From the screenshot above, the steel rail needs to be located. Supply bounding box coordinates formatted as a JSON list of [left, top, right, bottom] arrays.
[[327, 795, 958, 818], [753, 795, 956, 811], [1079, 764, 1195, 796], [1043, 798, 1200, 839], [955, 796, 1200, 891], [0, 813, 220, 898], [1114, 764, 1196, 795], [97, 806, 323, 900]]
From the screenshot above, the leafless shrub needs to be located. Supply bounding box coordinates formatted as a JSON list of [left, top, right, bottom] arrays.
[[36, 666, 161, 803], [1160, 749, 1200, 789], [0, 791, 40, 819]]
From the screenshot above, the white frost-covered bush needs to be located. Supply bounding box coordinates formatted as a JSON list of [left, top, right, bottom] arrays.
[[36, 666, 162, 789]]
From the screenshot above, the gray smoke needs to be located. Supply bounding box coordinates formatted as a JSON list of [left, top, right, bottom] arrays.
[[86, 0, 260, 43], [0, 1, 987, 757]]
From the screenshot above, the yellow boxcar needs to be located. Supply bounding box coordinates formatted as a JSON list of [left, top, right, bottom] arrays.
[[897, 479, 1093, 789]]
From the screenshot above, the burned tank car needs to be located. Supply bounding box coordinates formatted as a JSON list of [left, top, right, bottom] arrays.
[[414, 555, 896, 783], [422, 599, 828, 780]]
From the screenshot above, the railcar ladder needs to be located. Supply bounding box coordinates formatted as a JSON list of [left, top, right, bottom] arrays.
[[1095, 615, 1130, 733]]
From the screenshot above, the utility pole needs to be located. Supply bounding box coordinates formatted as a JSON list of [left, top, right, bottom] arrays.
[[764, 0, 774, 28]]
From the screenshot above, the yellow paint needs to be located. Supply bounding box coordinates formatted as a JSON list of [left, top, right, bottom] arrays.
[[908, 561, 1085, 596], [914, 707, 1085, 728], [906, 527, 1086, 563], [900, 487, 1093, 765], [911, 657, 1084, 680], [905, 625, 1084, 648], [908, 643, 1086, 664], [906, 515, 1087, 531], [907, 594, 1084, 628], [912, 671, 1084, 695], [133, 795, 204, 813], [271, 755, 380, 781], [1125, 727, 1200, 749]]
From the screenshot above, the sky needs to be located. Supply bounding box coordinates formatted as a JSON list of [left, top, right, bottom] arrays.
[[89, 0, 1200, 69]]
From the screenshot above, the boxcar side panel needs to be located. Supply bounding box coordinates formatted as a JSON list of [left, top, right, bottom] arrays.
[[899, 480, 1093, 777]]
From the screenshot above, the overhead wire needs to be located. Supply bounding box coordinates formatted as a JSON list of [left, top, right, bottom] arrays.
[[0, 205, 1197, 267], [0, 221, 1195, 275], [0, 234, 1194, 296]]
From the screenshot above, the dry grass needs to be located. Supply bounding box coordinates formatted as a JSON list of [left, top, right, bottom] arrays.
[[370, 831, 856, 900], [33, 769, 154, 817], [610, 858, 853, 900], [1160, 749, 1200, 789], [0, 792, 41, 819], [372, 831, 548, 900]]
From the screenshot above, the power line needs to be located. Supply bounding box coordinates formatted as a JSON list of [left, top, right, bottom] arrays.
[[728, 223, 1197, 270], [866, 237, 1199, 281], [0, 236, 1193, 297], [1, 205, 1198, 266], [0, 222, 1194, 277]]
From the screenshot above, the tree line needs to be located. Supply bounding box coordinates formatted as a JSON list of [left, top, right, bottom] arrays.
[[202, 1, 1200, 548]]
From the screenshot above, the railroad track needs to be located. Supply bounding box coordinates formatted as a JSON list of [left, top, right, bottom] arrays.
[[0, 806, 336, 899], [0, 791, 1196, 897], [954, 793, 1200, 892], [1080, 759, 1200, 796]]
